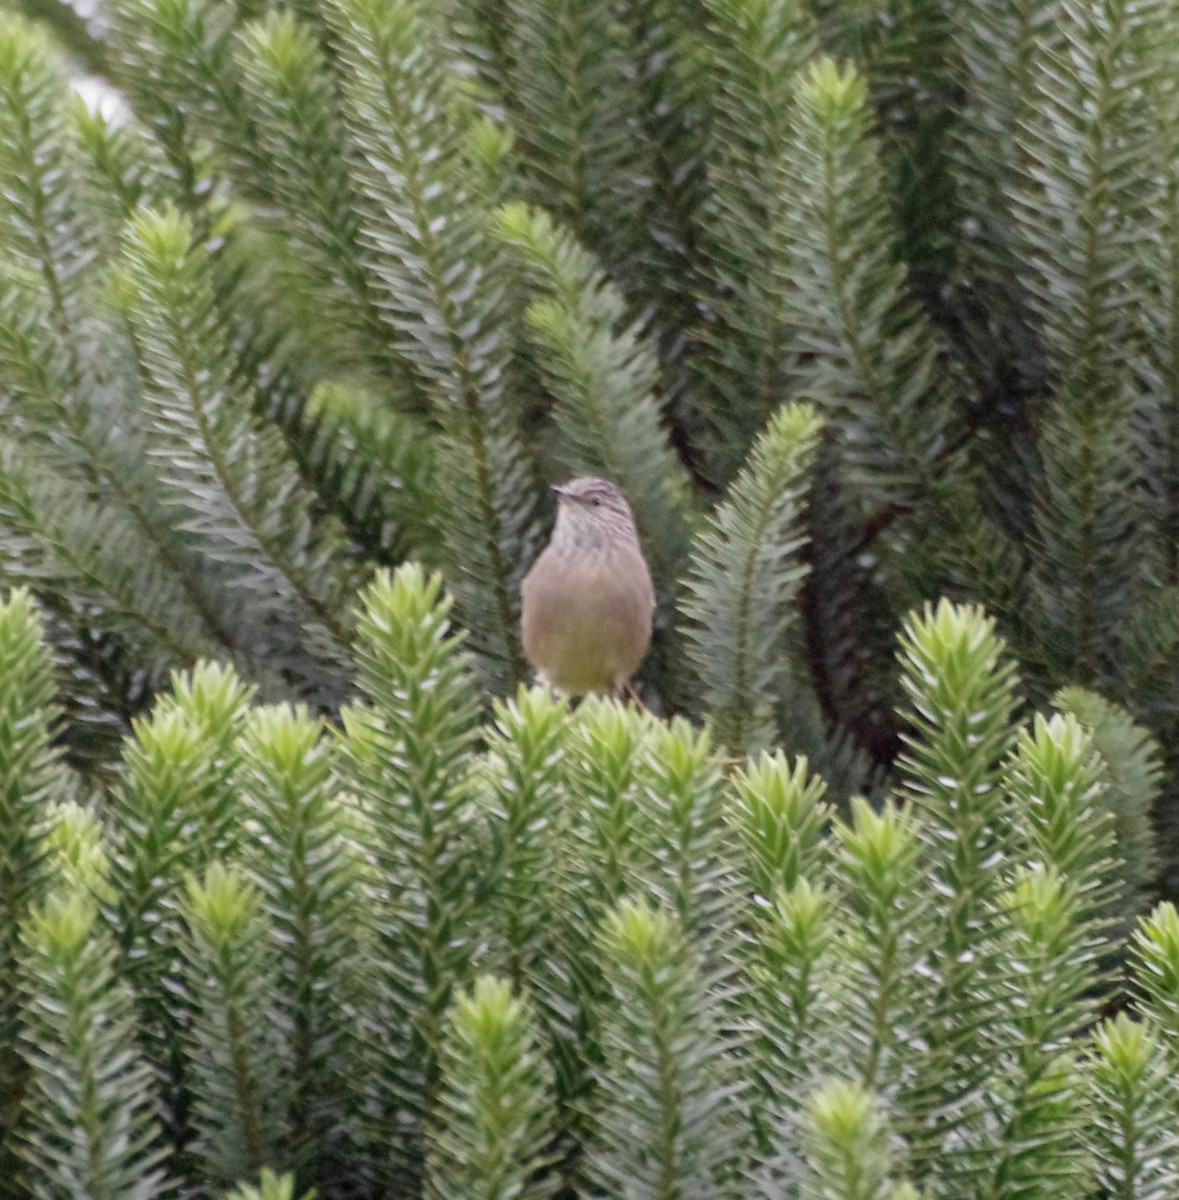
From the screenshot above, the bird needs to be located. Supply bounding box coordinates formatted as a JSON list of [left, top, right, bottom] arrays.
[[521, 477, 656, 698]]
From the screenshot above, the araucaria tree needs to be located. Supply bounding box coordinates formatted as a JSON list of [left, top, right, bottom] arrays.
[[4, 0, 1179, 1194], [0, 577, 1176, 1197]]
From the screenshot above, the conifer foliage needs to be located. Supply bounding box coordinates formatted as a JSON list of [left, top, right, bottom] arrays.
[[0, 576, 1175, 1198], [5, 0, 1179, 817], [5, 0, 1179, 1193]]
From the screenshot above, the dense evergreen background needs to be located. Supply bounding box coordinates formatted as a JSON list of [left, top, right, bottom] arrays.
[[4, 0, 1179, 1194]]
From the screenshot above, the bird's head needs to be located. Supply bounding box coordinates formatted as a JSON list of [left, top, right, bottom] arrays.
[[551, 477, 640, 552]]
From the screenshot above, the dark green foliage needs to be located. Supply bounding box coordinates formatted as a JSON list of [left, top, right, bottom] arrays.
[[1016, 0, 1164, 684], [498, 0, 643, 266], [232, 10, 399, 380], [496, 202, 691, 590], [299, 381, 443, 565], [695, 0, 818, 481], [325, 0, 541, 689], [1055, 686, 1162, 933], [780, 59, 1012, 614], [0, 21, 93, 337], [1141, 0, 1179, 504], [948, 0, 1055, 400], [680, 402, 822, 753], [780, 61, 957, 515], [117, 207, 360, 698], [0, 23, 238, 704]]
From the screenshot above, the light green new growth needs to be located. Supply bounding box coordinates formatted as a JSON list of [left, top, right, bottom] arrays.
[[426, 976, 556, 1200]]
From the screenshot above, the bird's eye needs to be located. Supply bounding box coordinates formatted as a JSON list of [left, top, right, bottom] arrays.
[[589, 498, 601, 507]]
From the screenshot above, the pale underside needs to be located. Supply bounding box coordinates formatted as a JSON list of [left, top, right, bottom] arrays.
[[521, 545, 655, 695]]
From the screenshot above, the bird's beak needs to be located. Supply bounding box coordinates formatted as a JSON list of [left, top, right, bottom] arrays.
[[552, 484, 570, 501]]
